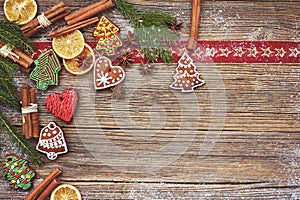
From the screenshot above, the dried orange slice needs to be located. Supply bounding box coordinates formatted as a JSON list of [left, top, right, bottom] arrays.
[[4, 0, 37, 24], [52, 30, 85, 59], [50, 184, 81, 200], [63, 43, 95, 75]]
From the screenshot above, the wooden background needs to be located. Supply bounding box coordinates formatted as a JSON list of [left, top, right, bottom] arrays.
[[1, 0, 300, 199]]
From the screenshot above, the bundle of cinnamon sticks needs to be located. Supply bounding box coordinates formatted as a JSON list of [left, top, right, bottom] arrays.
[[21, 2, 69, 37], [21, 84, 39, 139], [0, 43, 33, 72], [49, 0, 114, 38], [188, 0, 201, 50], [25, 168, 62, 200]]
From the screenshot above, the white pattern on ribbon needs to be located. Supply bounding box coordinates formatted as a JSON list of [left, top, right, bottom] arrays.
[[171, 44, 298, 59], [289, 48, 300, 57], [206, 47, 218, 57], [261, 47, 274, 57], [247, 47, 260, 57], [233, 47, 245, 57], [275, 48, 286, 57], [219, 47, 232, 57]]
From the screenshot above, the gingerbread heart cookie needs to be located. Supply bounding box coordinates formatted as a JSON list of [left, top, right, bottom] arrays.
[[45, 88, 78, 122], [94, 56, 125, 90]]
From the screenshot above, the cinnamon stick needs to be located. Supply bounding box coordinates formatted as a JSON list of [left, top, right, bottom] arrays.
[[36, 178, 60, 200], [24, 12, 69, 37], [25, 167, 63, 200], [0, 43, 33, 71], [13, 49, 34, 66], [49, 17, 99, 38], [21, 2, 67, 32], [65, 0, 114, 25], [29, 88, 39, 138], [188, 0, 201, 50], [22, 84, 33, 139]]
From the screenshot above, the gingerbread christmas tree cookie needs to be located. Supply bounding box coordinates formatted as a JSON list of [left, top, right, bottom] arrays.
[[170, 52, 205, 92], [30, 49, 61, 90], [93, 16, 122, 55], [2, 154, 36, 190]]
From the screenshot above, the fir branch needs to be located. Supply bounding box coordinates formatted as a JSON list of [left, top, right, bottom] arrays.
[[0, 20, 34, 54], [115, 0, 178, 63], [0, 91, 19, 110], [0, 56, 18, 76], [0, 112, 44, 165], [0, 76, 18, 100], [0, 20, 43, 165], [114, 0, 141, 26], [140, 12, 176, 27]]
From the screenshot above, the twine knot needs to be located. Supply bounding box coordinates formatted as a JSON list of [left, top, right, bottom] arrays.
[[0, 45, 19, 61], [37, 13, 52, 28], [22, 103, 38, 124]]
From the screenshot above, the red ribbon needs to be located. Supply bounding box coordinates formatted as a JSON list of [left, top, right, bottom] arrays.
[[34, 41, 300, 64]]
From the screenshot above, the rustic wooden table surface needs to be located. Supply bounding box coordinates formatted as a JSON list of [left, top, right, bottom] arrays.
[[1, 0, 300, 199]]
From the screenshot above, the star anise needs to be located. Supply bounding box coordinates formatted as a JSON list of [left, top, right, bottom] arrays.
[[76, 55, 94, 70], [123, 31, 139, 47], [116, 50, 134, 69], [111, 84, 125, 101], [140, 61, 153, 77], [167, 22, 184, 31]]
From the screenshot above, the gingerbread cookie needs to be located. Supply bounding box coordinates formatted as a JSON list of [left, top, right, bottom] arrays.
[[36, 122, 68, 160], [30, 49, 61, 91], [45, 88, 78, 122], [94, 56, 125, 90], [3, 154, 36, 190], [93, 16, 122, 55], [170, 52, 205, 92]]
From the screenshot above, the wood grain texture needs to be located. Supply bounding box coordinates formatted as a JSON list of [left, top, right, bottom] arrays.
[[0, 0, 300, 199]]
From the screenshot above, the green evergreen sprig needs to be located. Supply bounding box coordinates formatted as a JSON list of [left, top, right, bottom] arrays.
[[0, 21, 34, 54], [0, 20, 43, 165], [115, 0, 178, 63], [0, 113, 43, 165]]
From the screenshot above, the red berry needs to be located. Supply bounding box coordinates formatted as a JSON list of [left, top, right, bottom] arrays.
[[15, 174, 20, 179], [11, 184, 15, 188], [23, 180, 27, 184], [10, 171, 14, 175], [23, 169, 27, 174], [5, 169, 9, 173], [18, 164, 22, 168]]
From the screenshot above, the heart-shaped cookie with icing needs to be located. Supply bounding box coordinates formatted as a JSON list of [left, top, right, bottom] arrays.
[[94, 56, 125, 90], [45, 88, 78, 122]]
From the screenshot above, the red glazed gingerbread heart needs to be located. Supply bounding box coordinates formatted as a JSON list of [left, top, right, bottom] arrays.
[[45, 88, 78, 122], [94, 56, 125, 90]]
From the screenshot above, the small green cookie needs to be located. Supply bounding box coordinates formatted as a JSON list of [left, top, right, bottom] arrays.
[[2, 154, 36, 190], [30, 49, 61, 91]]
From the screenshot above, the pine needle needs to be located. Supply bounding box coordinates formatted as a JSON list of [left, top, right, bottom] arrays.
[[0, 113, 44, 165]]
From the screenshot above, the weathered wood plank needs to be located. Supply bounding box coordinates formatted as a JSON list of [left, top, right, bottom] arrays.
[[9, 63, 300, 133]]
